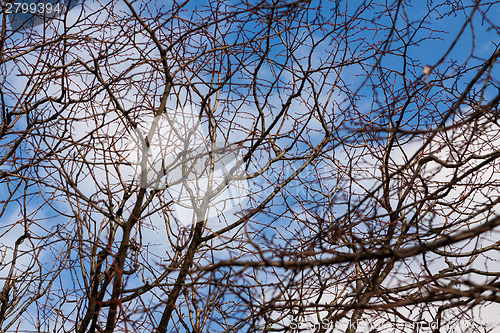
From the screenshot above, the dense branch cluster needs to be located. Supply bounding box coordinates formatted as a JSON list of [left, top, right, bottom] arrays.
[[0, 0, 499, 332]]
